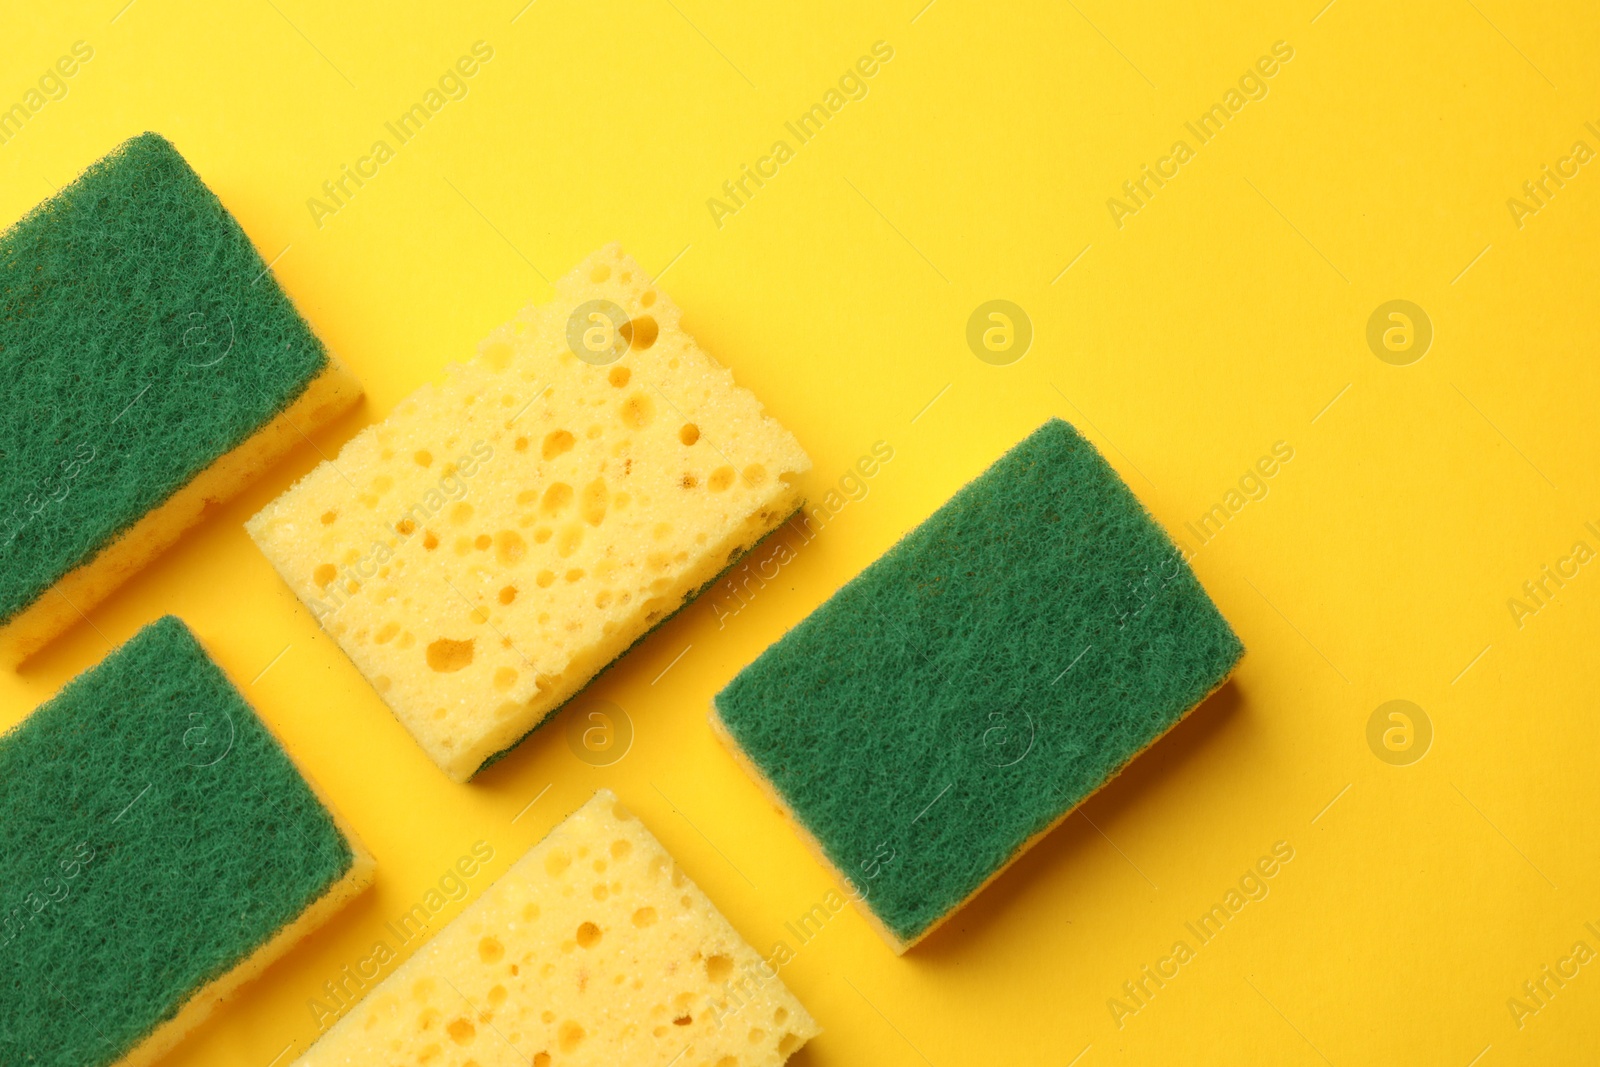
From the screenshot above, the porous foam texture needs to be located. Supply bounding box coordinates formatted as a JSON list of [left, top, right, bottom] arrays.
[[0, 616, 373, 1067], [0, 132, 360, 665], [295, 788, 818, 1067], [248, 245, 809, 782], [713, 418, 1244, 952]]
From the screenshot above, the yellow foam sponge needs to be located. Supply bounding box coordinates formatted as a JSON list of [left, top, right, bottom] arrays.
[[247, 246, 809, 781], [294, 789, 819, 1067]]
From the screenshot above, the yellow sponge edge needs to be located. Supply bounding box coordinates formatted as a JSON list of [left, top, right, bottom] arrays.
[[117, 843, 374, 1067], [111, 698, 375, 1067], [247, 246, 809, 781], [0, 360, 360, 667], [711, 674, 1235, 954], [295, 789, 817, 1067]]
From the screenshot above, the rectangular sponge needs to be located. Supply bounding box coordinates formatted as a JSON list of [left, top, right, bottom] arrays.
[[713, 418, 1245, 953], [248, 245, 809, 782], [0, 616, 373, 1067], [295, 788, 818, 1066], [0, 132, 360, 666]]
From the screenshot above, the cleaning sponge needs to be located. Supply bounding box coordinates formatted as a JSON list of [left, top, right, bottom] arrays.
[[248, 244, 809, 781], [0, 132, 360, 665], [0, 615, 373, 1067], [713, 418, 1244, 952], [295, 788, 818, 1067]]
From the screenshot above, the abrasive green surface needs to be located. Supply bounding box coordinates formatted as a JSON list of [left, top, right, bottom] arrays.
[[714, 418, 1244, 946], [0, 132, 331, 625], [0, 616, 356, 1067]]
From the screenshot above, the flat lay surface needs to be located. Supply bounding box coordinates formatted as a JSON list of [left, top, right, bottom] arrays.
[[2, 1, 1598, 1064]]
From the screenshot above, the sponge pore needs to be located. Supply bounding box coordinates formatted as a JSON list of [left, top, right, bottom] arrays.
[[0, 616, 365, 1067], [713, 418, 1244, 951], [0, 132, 352, 648]]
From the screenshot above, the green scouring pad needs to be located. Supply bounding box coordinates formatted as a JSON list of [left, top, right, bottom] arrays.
[[0, 132, 360, 666], [712, 418, 1243, 952], [0, 616, 373, 1067]]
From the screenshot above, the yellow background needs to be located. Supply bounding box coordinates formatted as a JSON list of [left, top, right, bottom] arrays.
[[3, 0, 1598, 1063]]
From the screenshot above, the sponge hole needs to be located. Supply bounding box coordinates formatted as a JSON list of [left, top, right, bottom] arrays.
[[541, 483, 574, 515], [581, 478, 609, 525], [620, 315, 658, 350], [426, 637, 475, 673], [543, 429, 576, 460], [619, 393, 654, 429], [495, 530, 526, 564]]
